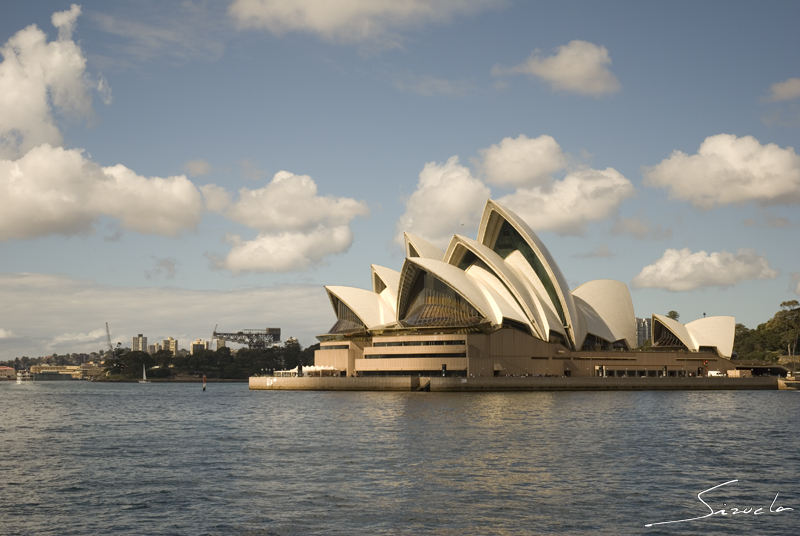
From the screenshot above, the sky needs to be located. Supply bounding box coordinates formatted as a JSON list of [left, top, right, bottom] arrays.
[[1, 0, 799, 359]]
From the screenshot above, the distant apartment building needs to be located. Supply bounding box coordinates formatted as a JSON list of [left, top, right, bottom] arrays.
[[636, 317, 652, 348], [148, 343, 161, 354], [215, 339, 225, 351], [132, 334, 147, 352], [163, 337, 178, 356], [191, 339, 209, 355]]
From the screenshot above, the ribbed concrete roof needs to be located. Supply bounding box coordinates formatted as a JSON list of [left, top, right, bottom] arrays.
[[572, 279, 636, 349], [325, 285, 395, 329]]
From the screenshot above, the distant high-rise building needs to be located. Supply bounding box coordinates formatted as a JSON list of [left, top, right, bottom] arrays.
[[191, 339, 208, 355], [636, 318, 652, 348], [132, 334, 147, 352], [148, 343, 161, 354], [162, 337, 178, 356], [215, 339, 225, 351]]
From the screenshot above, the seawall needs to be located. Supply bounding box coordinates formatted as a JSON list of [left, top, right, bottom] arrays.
[[249, 376, 785, 391]]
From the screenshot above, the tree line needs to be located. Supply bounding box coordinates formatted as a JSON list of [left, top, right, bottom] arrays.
[[103, 339, 320, 379], [734, 300, 800, 361]]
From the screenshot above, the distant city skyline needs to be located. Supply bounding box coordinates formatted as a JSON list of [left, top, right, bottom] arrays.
[[1, 1, 799, 360]]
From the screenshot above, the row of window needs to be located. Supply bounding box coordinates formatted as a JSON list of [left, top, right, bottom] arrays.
[[365, 353, 467, 359], [373, 340, 465, 347]]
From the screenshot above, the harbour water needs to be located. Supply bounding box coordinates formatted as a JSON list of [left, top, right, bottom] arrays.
[[1, 381, 798, 535]]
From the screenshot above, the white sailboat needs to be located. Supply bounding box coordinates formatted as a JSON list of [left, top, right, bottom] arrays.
[[139, 364, 151, 384]]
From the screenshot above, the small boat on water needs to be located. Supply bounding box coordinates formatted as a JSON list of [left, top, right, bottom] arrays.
[[139, 364, 151, 384], [16, 371, 33, 383]]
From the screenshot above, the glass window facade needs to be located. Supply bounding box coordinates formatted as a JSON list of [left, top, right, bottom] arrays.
[[401, 271, 483, 328], [327, 298, 367, 334]]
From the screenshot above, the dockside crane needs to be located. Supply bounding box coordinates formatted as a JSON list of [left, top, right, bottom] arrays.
[[212, 325, 281, 349]]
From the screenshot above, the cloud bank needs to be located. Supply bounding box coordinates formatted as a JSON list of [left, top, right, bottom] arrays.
[[0, 7, 203, 240], [0, 273, 331, 359], [644, 134, 800, 208], [477, 134, 566, 188], [0, 4, 98, 159], [396, 136, 635, 246], [497, 168, 634, 235], [632, 248, 778, 291], [395, 156, 489, 248], [0, 8, 365, 272], [206, 171, 369, 273], [229, 0, 500, 45], [492, 40, 620, 96]]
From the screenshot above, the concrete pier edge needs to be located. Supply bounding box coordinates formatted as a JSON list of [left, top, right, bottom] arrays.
[[249, 376, 786, 391]]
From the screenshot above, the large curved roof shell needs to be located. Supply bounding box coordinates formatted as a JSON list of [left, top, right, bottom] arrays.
[[444, 234, 547, 339], [686, 316, 735, 358], [572, 296, 615, 346], [652, 314, 695, 349], [502, 250, 565, 338], [463, 263, 533, 332], [572, 279, 637, 349], [476, 200, 578, 347], [397, 257, 498, 325], [371, 264, 401, 314], [404, 232, 444, 261], [325, 286, 395, 330], [652, 314, 734, 358]]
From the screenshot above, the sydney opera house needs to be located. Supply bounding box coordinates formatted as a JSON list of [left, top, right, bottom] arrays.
[[314, 200, 736, 378]]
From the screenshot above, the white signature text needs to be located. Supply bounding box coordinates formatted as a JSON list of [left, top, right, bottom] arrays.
[[645, 479, 793, 527]]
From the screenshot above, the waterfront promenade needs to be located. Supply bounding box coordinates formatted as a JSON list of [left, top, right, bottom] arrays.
[[249, 375, 786, 391]]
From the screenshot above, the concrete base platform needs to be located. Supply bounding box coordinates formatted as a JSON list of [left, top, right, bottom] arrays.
[[250, 376, 786, 391]]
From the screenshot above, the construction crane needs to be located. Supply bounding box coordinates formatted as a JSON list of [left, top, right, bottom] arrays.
[[212, 324, 281, 349], [105, 322, 121, 357], [106, 322, 113, 354]]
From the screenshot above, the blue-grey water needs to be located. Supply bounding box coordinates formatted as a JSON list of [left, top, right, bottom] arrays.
[[1, 382, 798, 535]]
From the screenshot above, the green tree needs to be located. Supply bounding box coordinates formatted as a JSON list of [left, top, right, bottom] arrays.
[[768, 300, 800, 360], [666, 310, 680, 321]]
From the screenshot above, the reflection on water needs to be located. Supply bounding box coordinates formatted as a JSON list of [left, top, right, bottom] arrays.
[[1, 382, 798, 535]]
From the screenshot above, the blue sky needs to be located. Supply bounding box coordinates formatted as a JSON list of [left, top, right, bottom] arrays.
[[1, 0, 799, 359]]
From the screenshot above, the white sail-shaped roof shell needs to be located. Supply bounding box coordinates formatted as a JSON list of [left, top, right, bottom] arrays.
[[444, 234, 547, 339], [397, 257, 515, 326], [404, 232, 444, 261], [477, 200, 578, 348], [686, 316, 735, 358], [572, 279, 637, 349], [371, 264, 401, 315], [652, 314, 734, 358], [325, 286, 395, 329]]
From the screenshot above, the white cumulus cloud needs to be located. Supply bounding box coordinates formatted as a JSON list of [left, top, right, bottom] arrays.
[[0, 328, 14, 339], [206, 171, 369, 273], [497, 167, 635, 235], [632, 248, 778, 292], [477, 134, 566, 188], [492, 40, 620, 96], [0, 4, 98, 159], [768, 77, 800, 102], [644, 134, 800, 209], [395, 156, 490, 248], [229, 0, 499, 45], [216, 226, 357, 273], [0, 144, 203, 240], [0, 9, 203, 241]]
